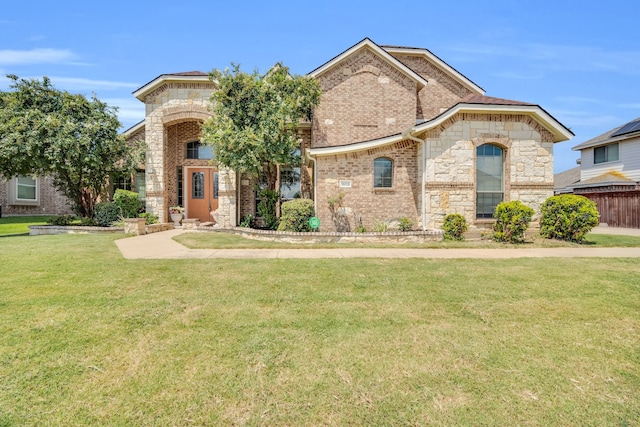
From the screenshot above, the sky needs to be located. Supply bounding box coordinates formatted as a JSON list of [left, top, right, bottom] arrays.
[[1, 0, 638, 173]]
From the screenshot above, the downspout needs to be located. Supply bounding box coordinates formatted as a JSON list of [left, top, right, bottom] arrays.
[[305, 151, 318, 217], [402, 128, 428, 231]]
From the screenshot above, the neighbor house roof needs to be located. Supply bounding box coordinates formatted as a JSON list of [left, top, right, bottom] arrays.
[[572, 117, 640, 151], [133, 71, 211, 101], [572, 171, 637, 189], [554, 166, 581, 193], [308, 38, 429, 90]]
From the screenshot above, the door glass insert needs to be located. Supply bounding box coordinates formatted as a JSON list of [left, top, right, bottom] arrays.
[[213, 172, 219, 199], [192, 172, 204, 199]]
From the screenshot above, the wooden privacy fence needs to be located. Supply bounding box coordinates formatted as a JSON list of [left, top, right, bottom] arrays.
[[581, 190, 640, 228]]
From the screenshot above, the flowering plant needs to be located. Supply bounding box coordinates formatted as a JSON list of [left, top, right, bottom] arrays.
[[169, 206, 184, 215]]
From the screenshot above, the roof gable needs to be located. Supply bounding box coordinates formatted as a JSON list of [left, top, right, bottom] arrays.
[[132, 71, 212, 101], [383, 45, 484, 95], [308, 38, 428, 89]]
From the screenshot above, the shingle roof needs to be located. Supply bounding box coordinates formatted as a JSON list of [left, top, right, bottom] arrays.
[[167, 71, 208, 76], [573, 171, 637, 189], [459, 94, 535, 106], [573, 117, 640, 151], [554, 166, 581, 191]]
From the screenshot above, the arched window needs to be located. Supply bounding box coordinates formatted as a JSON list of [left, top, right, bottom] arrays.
[[374, 157, 393, 188], [186, 141, 214, 160], [476, 144, 504, 219]]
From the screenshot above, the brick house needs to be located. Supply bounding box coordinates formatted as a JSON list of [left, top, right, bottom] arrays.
[[125, 38, 573, 231], [0, 175, 72, 216]]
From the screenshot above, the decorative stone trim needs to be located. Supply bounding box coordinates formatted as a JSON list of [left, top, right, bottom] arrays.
[[426, 182, 474, 189], [187, 226, 444, 244], [28, 225, 123, 236]]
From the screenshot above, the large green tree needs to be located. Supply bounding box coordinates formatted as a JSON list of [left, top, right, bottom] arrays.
[[201, 63, 321, 193], [0, 75, 143, 217]]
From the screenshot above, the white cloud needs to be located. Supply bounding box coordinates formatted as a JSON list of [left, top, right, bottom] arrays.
[[0, 48, 77, 65], [102, 98, 145, 128], [48, 76, 139, 91]]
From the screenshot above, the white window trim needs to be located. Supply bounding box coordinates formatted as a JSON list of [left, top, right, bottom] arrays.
[[8, 176, 40, 206]]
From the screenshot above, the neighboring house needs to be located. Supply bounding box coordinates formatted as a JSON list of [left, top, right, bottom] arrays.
[[567, 118, 640, 228], [554, 166, 581, 194], [124, 38, 573, 231], [0, 175, 72, 216]]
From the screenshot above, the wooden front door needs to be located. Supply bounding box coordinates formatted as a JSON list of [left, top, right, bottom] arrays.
[[185, 167, 218, 221]]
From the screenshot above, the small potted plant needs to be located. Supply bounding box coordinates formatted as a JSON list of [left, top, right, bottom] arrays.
[[169, 206, 184, 227]]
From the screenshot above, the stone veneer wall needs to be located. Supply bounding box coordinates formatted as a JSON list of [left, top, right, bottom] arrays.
[[143, 82, 215, 223], [315, 140, 420, 232], [312, 48, 417, 148], [0, 175, 72, 216], [420, 113, 555, 229]]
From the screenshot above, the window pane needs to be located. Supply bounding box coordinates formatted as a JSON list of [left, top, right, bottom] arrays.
[[192, 172, 204, 199], [135, 172, 146, 199], [198, 144, 214, 160], [374, 158, 392, 188], [594, 146, 606, 164], [476, 145, 504, 218], [280, 168, 301, 200], [607, 143, 619, 162], [17, 176, 37, 200], [213, 172, 219, 199]]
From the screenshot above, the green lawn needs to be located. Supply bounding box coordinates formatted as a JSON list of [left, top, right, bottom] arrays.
[[174, 229, 640, 249], [1, 234, 639, 426], [0, 215, 51, 236]]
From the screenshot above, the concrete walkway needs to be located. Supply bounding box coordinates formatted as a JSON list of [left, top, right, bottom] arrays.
[[115, 226, 640, 259]]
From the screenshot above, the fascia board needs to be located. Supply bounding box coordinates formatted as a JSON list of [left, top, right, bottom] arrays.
[[308, 133, 404, 157], [133, 75, 212, 101], [308, 38, 428, 89], [572, 132, 640, 151], [122, 120, 145, 137], [413, 103, 574, 143], [384, 46, 485, 95]]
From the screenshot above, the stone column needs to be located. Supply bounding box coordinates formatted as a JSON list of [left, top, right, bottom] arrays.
[[217, 167, 237, 227]]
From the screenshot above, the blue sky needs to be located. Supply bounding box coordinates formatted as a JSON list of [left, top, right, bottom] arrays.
[[1, 0, 638, 173]]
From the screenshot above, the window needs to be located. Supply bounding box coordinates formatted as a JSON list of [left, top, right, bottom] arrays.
[[594, 143, 619, 164], [374, 157, 393, 188], [280, 167, 301, 201], [476, 144, 504, 219], [8, 176, 39, 205], [134, 172, 146, 200], [186, 141, 214, 160], [112, 176, 133, 192]]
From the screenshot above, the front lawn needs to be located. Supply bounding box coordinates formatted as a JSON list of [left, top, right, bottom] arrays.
[[0, 215, 51, 236], [1, 234, 638, 425]]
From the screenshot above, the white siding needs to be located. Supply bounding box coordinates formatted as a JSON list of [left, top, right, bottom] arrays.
[[580, 136, 640, 181]]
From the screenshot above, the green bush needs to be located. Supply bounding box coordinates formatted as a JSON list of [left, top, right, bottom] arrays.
[[79, 216, 98, 226], [398, 217, 414, 232], [94, 201, 122, 227], [47, 215, 76, 226], [540, 194, 599, 242], [492, 200, 534, 243], [256, 188, 280, 230], [239, 214, 254, 228], [442, 213, 468, 241], [277, 199, 315, 232], [138, 212, 158, 225], [114, 189, 140, 218]]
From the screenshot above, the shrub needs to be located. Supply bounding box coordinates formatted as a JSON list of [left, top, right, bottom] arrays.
[[138, 212, 158, 225], [373, 219, 389, 232], [492, 200, 534, 243], [256, 188, 280, 229], [79, 216, 98, 226], [114, 189, 140, 218], [398, 217, 414, 232], [239, 214, 254, 228], [277, 199, 315, 232], [442, 213, 468, 241], [540, 194, 599, 242], [47, 215, 76, 226], [94, 201, 122, 226]]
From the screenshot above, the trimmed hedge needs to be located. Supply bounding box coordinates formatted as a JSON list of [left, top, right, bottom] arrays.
[[540, 194, 599, 242], [94, 201, 122, 227], [492, 200, 534, 243], [114, 189, 141, 218], [442, 213, 468, 241], [277, 199, 315, 232]]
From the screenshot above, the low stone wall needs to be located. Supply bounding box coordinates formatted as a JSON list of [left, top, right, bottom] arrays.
[[29, 225, 123, 236], [124, 218, 174, 235], [190, 226, 444, 243]]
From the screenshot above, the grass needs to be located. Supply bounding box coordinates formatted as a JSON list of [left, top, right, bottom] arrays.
[[174, 229, 640, 249], [0, 215, 51, 236], [0, 233, 638, 425]]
